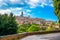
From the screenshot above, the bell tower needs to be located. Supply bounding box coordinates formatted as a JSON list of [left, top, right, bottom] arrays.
[[20, 12, 23, 17]]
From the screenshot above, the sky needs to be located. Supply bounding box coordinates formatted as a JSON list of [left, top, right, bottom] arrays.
[[0, 0, 58, 21]]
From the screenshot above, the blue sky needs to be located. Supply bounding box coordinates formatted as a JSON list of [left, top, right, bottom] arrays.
[[0, 0, 58, 21]]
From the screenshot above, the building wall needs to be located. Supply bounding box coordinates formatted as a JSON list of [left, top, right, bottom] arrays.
[[16, 16, 45, 25]]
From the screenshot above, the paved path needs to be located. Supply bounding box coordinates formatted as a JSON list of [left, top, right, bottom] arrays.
[[20, 33, 60, 40]]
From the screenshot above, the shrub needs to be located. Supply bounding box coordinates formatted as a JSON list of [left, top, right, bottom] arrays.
[[27, 24, 40, 32]]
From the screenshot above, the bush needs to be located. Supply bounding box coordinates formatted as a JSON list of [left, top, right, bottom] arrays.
[[27, 24, 40, 32], [46, 26, 55, 31], [17, 24, 31, 33]]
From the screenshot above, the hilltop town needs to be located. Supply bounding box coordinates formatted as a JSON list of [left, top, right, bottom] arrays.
[[16, 12, 51, 24], [15, 12, 59, 28]]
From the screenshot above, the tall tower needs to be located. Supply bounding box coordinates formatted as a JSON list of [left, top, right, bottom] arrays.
[[20, 12, 23, 17]]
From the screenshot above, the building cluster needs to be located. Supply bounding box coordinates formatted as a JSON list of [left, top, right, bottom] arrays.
[[16, 12, 46, 24], [15, 12, 59, 28]]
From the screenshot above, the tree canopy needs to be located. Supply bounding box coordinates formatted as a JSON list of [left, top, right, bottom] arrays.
[[0, 13, 18, 36], [53, 0, 60, 25], [53, 0, 60, 27]]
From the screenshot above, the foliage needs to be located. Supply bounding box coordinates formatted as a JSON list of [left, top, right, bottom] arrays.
[[17, 24, 31, 33], [27, 24, 40, 32], [46, 26, 55, 31], [17, 24, 40, 33], [17, 23, 58, 33], [0, 13, 18, 36], [53, 0, 60, 26]]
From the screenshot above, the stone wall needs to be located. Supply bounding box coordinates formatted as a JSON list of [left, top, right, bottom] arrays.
[[0, 30, 60, 40]]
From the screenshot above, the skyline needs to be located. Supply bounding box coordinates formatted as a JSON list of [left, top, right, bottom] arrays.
[[0, 0, 58, 21]]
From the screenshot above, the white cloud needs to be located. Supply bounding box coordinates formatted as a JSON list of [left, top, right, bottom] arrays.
[[25, 0, 53, 8], [9, 7, 23, 16], [26, 10, 31, 13], [40, 2, 47, 8], [0, 0, 8, 6], [0, 0, 53, 9], [49, 4, 54, 7], [25, 0, 40, 8], [0, 9, 11, 14], [0, 6, 33, 17], [10, 0, 19, 3], [0, 0, 24, 8], [16, 8, 22, 10], [10, 8, 22, 11], [23, 12, 31, 17], [0, 7, 23, 15], [9, 0, 24, 5], [0, 7, 31, 16]]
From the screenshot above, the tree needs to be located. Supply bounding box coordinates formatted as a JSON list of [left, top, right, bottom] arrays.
[[0, 13, 18, 36], [17, 24, 31, 33], [53, 0, 60, 27]]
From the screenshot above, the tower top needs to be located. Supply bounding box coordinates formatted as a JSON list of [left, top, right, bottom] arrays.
[[20, 12, 23, 17]]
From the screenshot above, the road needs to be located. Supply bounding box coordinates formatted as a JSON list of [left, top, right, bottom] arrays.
[[20, 33, 60, 40]]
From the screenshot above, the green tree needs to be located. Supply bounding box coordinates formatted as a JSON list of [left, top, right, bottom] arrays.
[[17, 24, 31, 33], [53, 0, 60, 27], [0, 13, 18, 36]]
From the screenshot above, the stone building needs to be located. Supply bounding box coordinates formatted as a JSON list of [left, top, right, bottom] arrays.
[[15, 12, 46, 25]]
